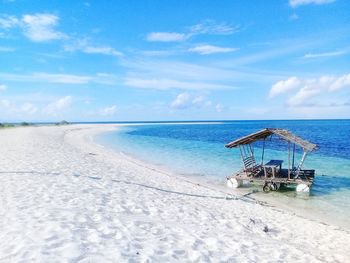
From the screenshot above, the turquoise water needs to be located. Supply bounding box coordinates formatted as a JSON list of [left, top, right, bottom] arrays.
[[96, 120, 350, 228]]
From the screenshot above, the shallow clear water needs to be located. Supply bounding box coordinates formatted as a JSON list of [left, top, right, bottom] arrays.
[[96, 120, 350, 228]]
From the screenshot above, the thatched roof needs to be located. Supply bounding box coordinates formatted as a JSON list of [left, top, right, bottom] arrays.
[[225, 128, 317, 152]]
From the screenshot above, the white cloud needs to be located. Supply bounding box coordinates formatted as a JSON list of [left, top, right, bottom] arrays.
[[269, 76, 301, 97], [303, 50, 347, 59], [189, 20, 238, 35], [289, 0, 335, 8], [124, 78, 232, 90], [171, 93, 212, 110], [64, 39, 123, 57], [0, 72, 117, 85], [192, 96, 212, 107], [228, 38, 318, 66], [0, 84, 7, 91], [146, 20, 238, 42], [189, 45, 238, 55], [44, 96, 72, 115], [21, 102, 37, 114], [192, 96, 205, 106], [121, 59, 256, 91], [0, 15, 19, 28], [0, 13, 66, 42], [329, 74, 350, 91], [171, 92, 191, 109], [83, 46, 123, 57], [22, 13, 66, 42], [32, 73, 92, 84], [0, 99, 38, 116], [146, 32, 187, 42], [100, 105, 117, 116], [53, 96, 71, 109], [288, 86, 320, 106], [270, 73, 350, 107], [123, 60, 237, 82]]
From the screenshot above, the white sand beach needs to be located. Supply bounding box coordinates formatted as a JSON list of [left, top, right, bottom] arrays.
[[0, 124, 349, 262]]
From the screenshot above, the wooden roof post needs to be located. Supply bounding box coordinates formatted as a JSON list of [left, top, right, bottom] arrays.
[[292, 143, 296, 169], [295, 150, 308, 178], [261, 138, 265, 165], [288, 142, 291, 180], [249, 144, 254, 157]]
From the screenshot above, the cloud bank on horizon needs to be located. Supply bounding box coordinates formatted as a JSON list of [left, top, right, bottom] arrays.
[[0, 0, 349, 121]]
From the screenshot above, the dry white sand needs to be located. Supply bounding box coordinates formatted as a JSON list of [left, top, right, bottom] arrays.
[[0, 124, 349, 262]]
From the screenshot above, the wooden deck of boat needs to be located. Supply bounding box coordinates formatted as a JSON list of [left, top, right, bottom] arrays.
[[232, 168, 315, 186]]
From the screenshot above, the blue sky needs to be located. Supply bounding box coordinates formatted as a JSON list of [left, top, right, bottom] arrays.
[[0, 0, 349, 121]]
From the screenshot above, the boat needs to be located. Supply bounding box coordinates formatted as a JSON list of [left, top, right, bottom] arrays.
[[225, 128, 318, 193]]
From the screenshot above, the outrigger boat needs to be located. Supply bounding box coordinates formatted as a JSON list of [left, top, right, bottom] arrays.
[[225, 128, 318, 193]]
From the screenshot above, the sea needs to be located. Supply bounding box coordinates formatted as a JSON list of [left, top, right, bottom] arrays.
[[95, 120, 350, 228]]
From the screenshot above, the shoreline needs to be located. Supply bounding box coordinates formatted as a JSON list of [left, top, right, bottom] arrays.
[[1, 124, 349, 262], [93, 124, 350, 230]]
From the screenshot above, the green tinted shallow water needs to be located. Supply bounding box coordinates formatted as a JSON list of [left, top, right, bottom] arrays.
[[96, 120, 350, 228]]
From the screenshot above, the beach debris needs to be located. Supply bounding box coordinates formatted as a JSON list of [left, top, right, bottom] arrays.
[[246, 218, 270, 233]]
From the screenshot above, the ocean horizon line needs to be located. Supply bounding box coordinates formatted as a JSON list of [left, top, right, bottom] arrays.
[[2, 118, 350, 125]]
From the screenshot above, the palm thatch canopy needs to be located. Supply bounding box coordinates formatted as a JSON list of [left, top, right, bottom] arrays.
[[225, 128, 317, 152]]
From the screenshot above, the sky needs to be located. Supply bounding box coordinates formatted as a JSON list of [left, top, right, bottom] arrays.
[[0, 0, 349, 122]]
